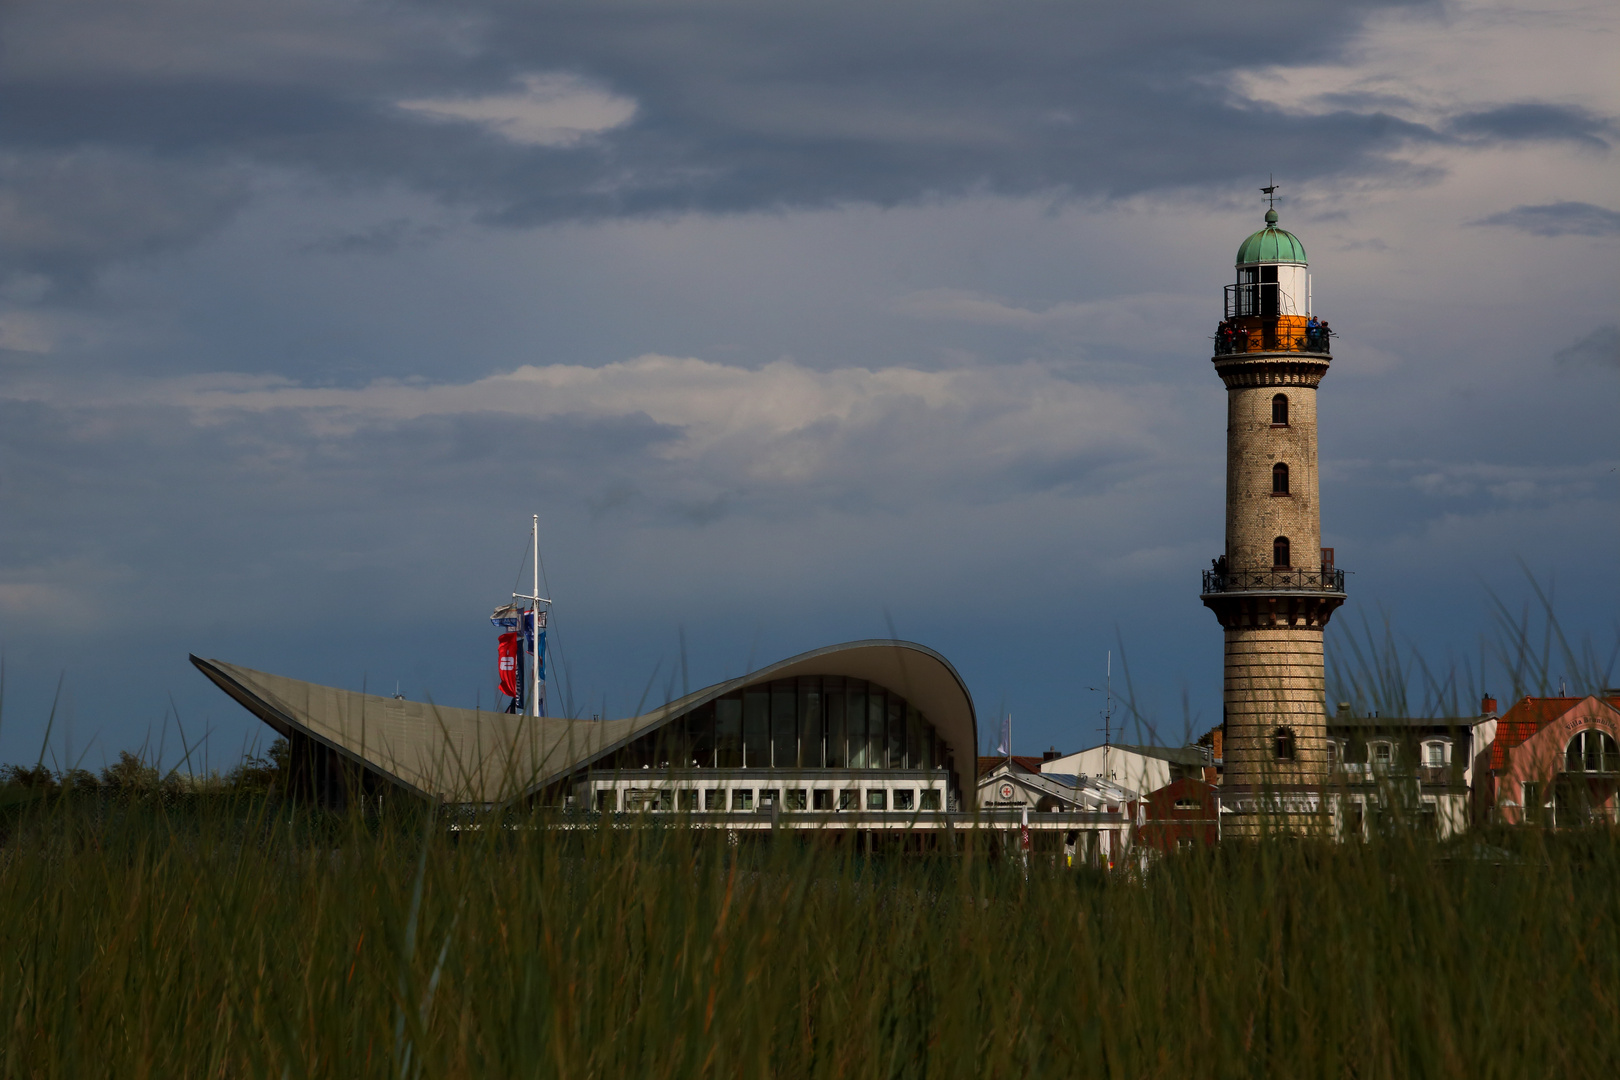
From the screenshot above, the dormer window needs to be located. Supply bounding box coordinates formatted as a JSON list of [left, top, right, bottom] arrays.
[[1422, 741, 1447, 768], [1272, 393, 1289, 426], [1272, 462, 1290, 495]]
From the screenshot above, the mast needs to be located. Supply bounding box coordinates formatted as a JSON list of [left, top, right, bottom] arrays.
[[532, 513, 540, 718], [510, 514, 551, 718], [1103, 650, 1112, 781]]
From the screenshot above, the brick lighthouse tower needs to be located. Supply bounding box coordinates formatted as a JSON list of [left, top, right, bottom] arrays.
[[1201, 185, 1345, 834]]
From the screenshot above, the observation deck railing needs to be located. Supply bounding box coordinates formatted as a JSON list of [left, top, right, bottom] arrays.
[[1213, 320, 1332, 357], [1202, 565, 1346, 594]]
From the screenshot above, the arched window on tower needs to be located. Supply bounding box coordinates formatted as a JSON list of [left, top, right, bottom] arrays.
[[1273, 536, 1291, 567], [1272, 462, 1290, 495], [1274, 727, 1296, 761], [1272, 393, 1289, 425]]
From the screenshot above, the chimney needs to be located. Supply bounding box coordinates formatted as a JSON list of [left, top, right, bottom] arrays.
[[1481, 694, 1497, 717], [1043, 746, 1062, 762], [1211, 728, 1223, 761], [1336, 701, 1352, 718]]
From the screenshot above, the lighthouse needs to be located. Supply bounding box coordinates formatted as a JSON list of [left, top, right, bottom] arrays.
[[1201, 186, 1345, 834]]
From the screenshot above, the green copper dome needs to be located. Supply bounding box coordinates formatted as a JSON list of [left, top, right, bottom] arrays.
[[1236, 211, 1307, 265]]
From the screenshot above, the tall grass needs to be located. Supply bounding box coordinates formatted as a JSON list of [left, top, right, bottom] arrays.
[[1, 795, 1615, 1078]]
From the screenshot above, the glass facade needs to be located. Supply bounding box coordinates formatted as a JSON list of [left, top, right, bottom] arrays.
[[600, 676, 948, 772]]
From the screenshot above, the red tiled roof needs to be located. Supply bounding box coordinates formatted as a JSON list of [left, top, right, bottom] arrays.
[[1489, 696, 1620, 771]]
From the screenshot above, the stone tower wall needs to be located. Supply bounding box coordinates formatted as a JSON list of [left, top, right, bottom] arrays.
[[1225, 383, 1320, 569], [1221, 626, 1328, 788]]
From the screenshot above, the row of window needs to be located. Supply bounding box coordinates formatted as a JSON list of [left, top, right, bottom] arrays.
[[1275, 732, 1454, 768], [598, 786, 944, 812], [602, 677, 949, 772]]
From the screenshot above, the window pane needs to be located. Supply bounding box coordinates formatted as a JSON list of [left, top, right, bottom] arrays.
[[838, 789, 858, 811], [920, 789, 940, 811], [732, 789, 754, 811], [715, 696, 743, 768], [704, 789, 725, 810], [798, 678, 824, 768], [906, 705, 924, 771], [771, 680, 797, 767], [868, 689, 887, 768], [887, 695, 905, 770], [812, 789, 832, 810], [743, 688, 769, 768], [785, 789, 807, 810], [687, 702, 715, 768], [867, 789, 887, 811], [846, 683, 868, 768], [825, 678, 847, 768], [894, 789, 914, 811]]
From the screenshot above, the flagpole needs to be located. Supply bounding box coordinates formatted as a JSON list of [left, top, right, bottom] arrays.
[[531, 514, 540, 718], [511, 514, 551, 718]]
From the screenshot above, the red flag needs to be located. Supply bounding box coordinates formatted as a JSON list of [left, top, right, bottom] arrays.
[[498, 632, 520, 697]]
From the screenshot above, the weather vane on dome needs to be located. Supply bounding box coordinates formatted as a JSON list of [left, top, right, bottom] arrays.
[[1260, 176, 1280, 212]]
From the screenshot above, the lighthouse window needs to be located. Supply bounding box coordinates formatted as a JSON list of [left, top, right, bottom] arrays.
[[1271, 394, 1289, 425], [1274, 727, 1296, 761], [1273, 536, 1291, 567], [1272, 462, 1290, 495]]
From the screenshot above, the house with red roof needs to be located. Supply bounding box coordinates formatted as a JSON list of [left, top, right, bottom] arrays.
[[1474, 693, 1620, 826]]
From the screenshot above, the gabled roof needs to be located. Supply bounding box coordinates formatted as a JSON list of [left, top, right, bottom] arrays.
[[1108, 743, 1211, 767], [977, 755, 1045, 777], [1489, 695, 1620, 771]]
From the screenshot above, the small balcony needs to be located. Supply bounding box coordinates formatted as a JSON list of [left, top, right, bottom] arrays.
[[1213, 315, 1331, 357], [1202, 565, 1346, 595]]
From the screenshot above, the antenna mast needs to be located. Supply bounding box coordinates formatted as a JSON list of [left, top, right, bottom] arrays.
[[1103, 651, 1112, 781], [511, 514, 552, 718]]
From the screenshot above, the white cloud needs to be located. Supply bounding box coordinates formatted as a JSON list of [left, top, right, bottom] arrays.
[[397, 73, 637, 147], [7, 354, 1163, 499], [1228, 0, 1618, 124]]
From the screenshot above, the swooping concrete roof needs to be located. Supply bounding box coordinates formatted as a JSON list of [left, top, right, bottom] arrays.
[[192, 639, 977, 805]]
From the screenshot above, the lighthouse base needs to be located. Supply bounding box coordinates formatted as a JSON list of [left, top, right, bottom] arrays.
[[1219, 626, 1331, 835]]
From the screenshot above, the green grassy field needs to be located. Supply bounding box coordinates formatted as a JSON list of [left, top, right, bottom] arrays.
[[1, 796, 1614, 1079]]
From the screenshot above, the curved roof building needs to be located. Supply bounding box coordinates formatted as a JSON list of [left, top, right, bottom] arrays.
[[192, 639, 977, 814]]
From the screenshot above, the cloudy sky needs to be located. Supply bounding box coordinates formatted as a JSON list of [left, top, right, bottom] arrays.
[[2, 0, 1616, 771]]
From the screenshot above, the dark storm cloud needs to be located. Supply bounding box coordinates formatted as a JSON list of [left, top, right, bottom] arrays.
[[1553, 324, 1619, 370], [1472, 200, 1620, 238], [301, 219, 444, 256], [0, 0, 1443, 291], [1446, 103, 1614, 149], [0, 149, 249, 295]]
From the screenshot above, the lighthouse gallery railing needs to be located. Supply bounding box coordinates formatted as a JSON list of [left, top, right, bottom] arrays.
[[1202, 566, 1346, 594]]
